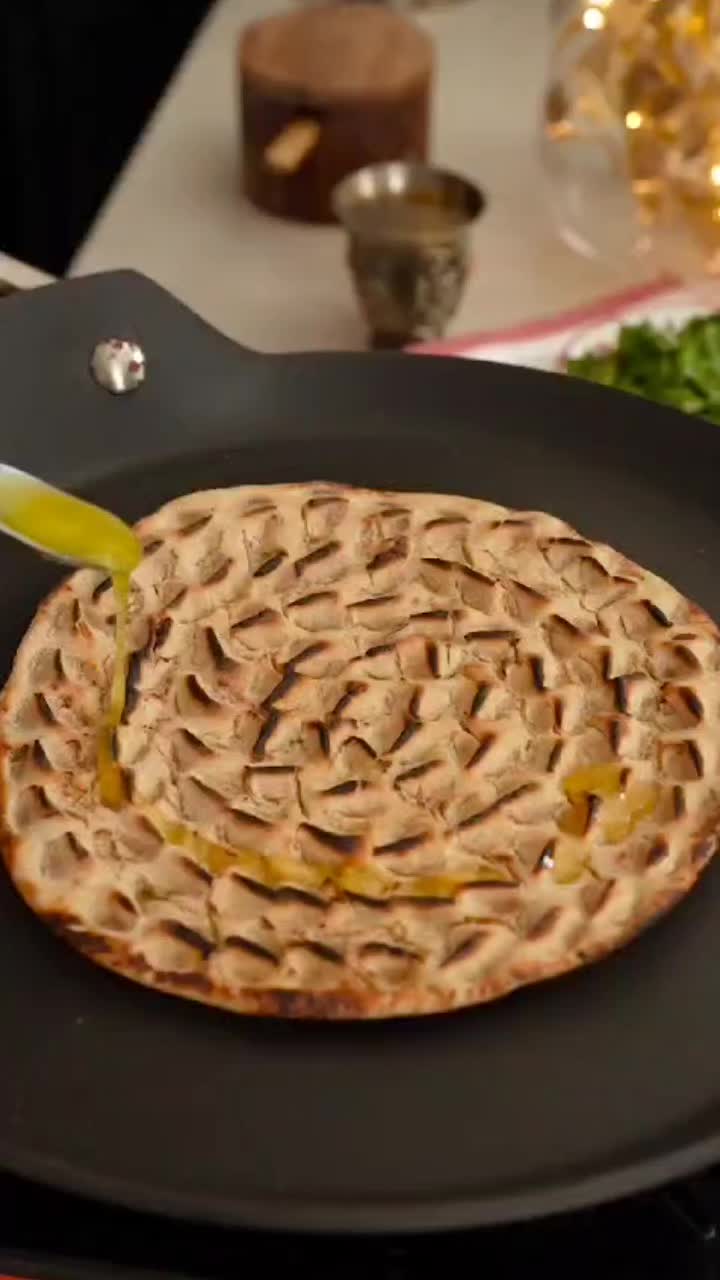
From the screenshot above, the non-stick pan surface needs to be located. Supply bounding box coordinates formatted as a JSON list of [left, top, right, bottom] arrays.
[[2, 272, 720, 1233]]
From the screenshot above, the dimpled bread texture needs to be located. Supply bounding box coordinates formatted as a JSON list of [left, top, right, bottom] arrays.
[[1, 483, 719, 1019]]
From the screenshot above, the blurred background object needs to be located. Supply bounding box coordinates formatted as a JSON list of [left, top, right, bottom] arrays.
[[2, 0, 666, 352], [333, 160, 483, 344], [0, 252, 52, 295], [542, 0, 720, 277], [0, 0, 211, 276], [240, 4, 433, 222]]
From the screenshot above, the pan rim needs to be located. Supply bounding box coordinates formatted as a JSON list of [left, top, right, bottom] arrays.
[[1, 1126, 719, 1232]]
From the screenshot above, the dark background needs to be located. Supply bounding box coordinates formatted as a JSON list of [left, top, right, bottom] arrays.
[[0, 0, 214, 276]]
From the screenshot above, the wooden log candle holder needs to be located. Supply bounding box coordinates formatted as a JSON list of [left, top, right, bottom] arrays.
[[239, 4, 434, 223]]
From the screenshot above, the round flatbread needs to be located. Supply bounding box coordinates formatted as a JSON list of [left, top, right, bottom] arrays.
[[1, 483, 718, 1018]]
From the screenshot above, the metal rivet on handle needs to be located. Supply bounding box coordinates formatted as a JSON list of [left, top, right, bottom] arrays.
[[90, 338, 146, 394]]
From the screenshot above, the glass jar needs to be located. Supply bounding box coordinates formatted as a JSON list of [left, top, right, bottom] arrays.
[[541, 0, 720, 275]]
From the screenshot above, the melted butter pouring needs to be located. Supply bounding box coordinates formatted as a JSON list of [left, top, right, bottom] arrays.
[[556, 764, 659, 884], [98, 570, 134, 808], [0, 477, 142, 573], [0, 472, 142, 809]]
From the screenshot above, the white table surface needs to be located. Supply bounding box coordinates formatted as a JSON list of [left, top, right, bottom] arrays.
[[0, 253, 53, 291], [71, 0, 654, 353]]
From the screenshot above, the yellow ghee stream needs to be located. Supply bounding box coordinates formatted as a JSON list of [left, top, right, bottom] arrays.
[[98, 570, 135, 809], [0, 481, 142, 574], [0, 475, 142, 809], [148, 816, 268, 880], [144, 810, 519, 904]]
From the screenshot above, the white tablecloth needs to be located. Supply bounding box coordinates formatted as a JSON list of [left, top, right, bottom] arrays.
[[0, 253, 53, 291]]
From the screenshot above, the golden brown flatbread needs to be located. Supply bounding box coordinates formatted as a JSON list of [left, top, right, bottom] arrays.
[[1, 483, 718, 1018]]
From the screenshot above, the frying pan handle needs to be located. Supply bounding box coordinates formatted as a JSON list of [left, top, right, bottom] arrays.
[[0, 271, 263, 487]]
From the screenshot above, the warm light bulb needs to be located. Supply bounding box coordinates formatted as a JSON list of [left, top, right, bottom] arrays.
[[625, 110, 643, 130], [583, 5, 606, 29], [711, 164, 720, 187]]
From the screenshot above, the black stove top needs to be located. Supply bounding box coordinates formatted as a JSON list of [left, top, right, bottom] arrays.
[[2, 1170, 720, 1280]]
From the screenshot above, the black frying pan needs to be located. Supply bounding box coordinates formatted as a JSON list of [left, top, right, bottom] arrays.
[[2, 270, 720, 1233]]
